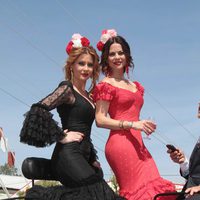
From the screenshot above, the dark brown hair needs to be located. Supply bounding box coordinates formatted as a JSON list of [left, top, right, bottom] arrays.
[[100, 35, 134, 75]]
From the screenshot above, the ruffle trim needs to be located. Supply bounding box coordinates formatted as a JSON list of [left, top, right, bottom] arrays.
[[92, 81, 144, 102], [20, 104, 64, 147], [25, 180, 126, 200], [92, 82, 116, 102], [134, 81, 144, 96], [120, 177, 177, 200]]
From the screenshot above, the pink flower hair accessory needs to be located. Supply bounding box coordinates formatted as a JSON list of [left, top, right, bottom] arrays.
[[96, 29, 117, 51], [66, 33, 90, 54]]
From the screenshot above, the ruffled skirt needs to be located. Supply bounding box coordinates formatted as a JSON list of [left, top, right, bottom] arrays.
[[25, 180, 125, 200], [120, 177, 177, 200]]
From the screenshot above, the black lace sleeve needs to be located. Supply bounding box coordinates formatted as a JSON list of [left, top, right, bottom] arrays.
[[20, 81, 75, 147], [38, 81, 75, 111]]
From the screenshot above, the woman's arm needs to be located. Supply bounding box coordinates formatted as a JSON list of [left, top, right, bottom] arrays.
[[20, 81, 76, 147], [39, 81, 75, 111], [95, 100, 156, 134], [95, 100, 122, 130]]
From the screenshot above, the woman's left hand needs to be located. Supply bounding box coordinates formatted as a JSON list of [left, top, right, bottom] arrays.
[[92, 161, 101, 169]]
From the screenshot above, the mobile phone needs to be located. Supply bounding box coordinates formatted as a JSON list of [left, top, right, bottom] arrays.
[[166, 144, 177, 152]]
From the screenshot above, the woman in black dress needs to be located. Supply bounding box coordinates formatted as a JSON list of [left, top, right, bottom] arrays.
[[20, 34, 125, 200]]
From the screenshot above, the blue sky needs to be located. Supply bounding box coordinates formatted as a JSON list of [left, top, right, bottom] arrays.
[[0, 0, 200, 184]]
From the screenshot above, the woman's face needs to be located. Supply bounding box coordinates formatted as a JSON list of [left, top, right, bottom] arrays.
[[108, 43, 126, 72], [72, 53, 94, 82]]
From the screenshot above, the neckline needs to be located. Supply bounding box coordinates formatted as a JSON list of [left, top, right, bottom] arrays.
[[73, 87, 95, 109], [101, 81, 139, 94], [108, 76, 126, 82]]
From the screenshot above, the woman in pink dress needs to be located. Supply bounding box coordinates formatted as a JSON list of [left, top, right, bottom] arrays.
[[93, 29, 177, 200]]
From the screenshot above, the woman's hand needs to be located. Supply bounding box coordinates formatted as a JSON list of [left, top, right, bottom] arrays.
[[60, 129, 84, 144], [132, 120, 156, 135], [92, 160, 101, 169]]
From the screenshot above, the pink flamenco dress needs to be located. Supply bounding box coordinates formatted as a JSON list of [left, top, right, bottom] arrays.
[[93, 81, 177, 200]]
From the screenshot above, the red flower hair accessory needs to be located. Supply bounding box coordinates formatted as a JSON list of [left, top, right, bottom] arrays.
[[96, 29, 117, 51], [66, 33, 90, 54]]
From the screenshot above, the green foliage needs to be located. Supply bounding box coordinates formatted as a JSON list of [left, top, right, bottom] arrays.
[[35, 180, 60, 187], [17, 190, 25, 198], [110, 174, 118, 192], [109, 171, 119, 193], [0, 163, 18, 175]]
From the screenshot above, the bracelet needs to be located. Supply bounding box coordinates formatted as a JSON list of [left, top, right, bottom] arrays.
[[119, 120, 124, 129], [122, 121, 124, 129], [128, 121, 133, 128]]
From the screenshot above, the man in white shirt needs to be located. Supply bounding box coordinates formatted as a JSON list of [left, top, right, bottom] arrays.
[[168, 144, 200, 199], [168, 103, 200, 200]]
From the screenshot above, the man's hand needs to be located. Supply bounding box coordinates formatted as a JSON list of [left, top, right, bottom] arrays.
[[167, 148, 185, 164], [185, 185, 200, 197]]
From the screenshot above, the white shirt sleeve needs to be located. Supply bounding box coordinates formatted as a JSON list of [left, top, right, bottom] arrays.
[[180, 157, 189, 177]]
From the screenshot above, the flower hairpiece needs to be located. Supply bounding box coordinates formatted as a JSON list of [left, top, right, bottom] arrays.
[[96, 29, 117, 51], [66, 33, 90, 54]]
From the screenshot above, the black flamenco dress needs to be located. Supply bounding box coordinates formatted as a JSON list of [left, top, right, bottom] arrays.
[[20, 81, 124, 200]]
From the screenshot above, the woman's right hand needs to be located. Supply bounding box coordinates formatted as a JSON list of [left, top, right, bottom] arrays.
[[132, 120, 156, 135], [60, 129, 84, 144]]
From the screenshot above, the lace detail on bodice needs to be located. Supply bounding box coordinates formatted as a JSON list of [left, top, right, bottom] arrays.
[[39, 82, 75, 111]]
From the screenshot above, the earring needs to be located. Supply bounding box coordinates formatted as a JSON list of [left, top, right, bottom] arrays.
[[70, 68, 74, 82], [125, 65, 129, 79]]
